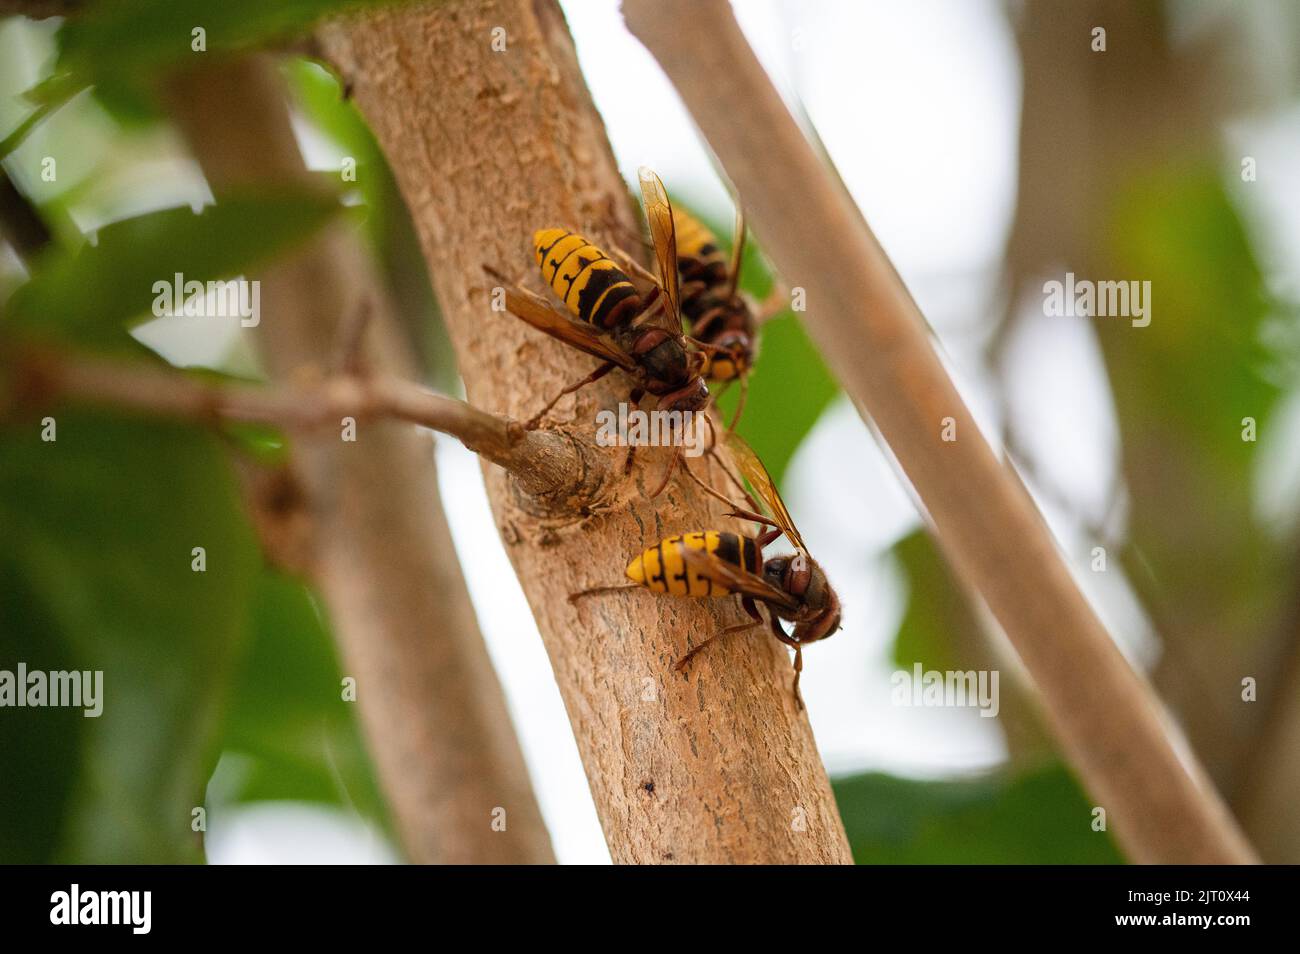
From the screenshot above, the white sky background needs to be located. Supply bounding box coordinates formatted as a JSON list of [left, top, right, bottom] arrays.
[[11, 1, 1294, 864]]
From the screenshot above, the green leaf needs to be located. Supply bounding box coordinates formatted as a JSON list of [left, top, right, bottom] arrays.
[[215, 571, 386, 820], [1100, 164, 1280, 462], [0, 554, 83, 863], [833, 763, 1124, 864], [4, 190, 341, 350], [1096, 164, 1288, 646], [0, 92, 61, 160], [56, 1, 403, 86], [728, 313, 839, 485], [0, 410, 260, 862], [89, 76, 165, 130], [890, 529, 972, 673], [284, 59, 380, 167]]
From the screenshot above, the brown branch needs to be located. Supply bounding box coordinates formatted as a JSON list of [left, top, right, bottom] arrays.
[[7, 344, 591, 503], [623, 0, 1256, 864], [0, 172, 49, 263], [320, 0, 853, 864], [0, 0, 78, 18], [165, 55, 555, 864]]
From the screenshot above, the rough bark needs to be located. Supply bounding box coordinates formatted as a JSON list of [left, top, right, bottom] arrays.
[[623, 0, 1256, 864], [167, 55, 554, 864], [320, 0, 852, 864]]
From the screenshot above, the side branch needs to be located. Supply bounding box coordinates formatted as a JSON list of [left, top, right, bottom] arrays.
[[7, 345, 603, 504]]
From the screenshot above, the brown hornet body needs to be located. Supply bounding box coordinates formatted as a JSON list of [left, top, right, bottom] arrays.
[[574, 432, 842, 706], [486, 168, 711, 429], [529, 227, 706, 411], [625, 530, 839, 643]]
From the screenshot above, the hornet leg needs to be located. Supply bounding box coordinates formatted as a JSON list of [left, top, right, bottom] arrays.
[[768, 613, 805, 710], [649, 442, 684, 498], [755, 282, 790, 324], [675, 597, 764, 673], [623, 387, 646, 475], [725, 507, 781, 530], [682, 456, 745, 511], [569, 582, 641, 604], [526, 360, 617, 430], [727, 374, 749, 432], [610, 244, 662, 287]]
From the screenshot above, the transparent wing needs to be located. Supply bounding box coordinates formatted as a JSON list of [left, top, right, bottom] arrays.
[[484, 266, 636, 371], [637, 166, 683, 336], [725, 431, 806, 552]]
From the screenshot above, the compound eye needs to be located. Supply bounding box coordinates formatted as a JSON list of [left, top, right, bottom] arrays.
[[682, 379, 708, 410]]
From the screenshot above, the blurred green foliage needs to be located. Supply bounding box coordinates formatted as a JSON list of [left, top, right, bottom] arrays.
[[834, 763, 1123, 864], [0, 411, 259, 862], [216, 571, 385, 818], [0, 554, 82, 863], [0, 376, 387, 868], [6, 191, 342, 350], [0, 5, 397, 863], [891, 529, 971, 674], [6, 2, 413, 153], [57, 0, 397, 90], [1098, 166, 1287, 618]]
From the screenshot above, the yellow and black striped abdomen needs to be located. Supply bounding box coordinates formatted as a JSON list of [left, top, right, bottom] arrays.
[[625, 531, 759, 597], [670, 207, 728, 287], [533, 228, 640, 329]]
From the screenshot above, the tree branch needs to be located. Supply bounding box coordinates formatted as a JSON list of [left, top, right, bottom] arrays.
[[320, 0, 854, 864], [1231, 578, 1300, 861], [165, 55, 555, 864], [6, 343, 593, 502], [0, 171, 50, 264], [623, 0, 1256, 864], [0, 0, 77, 19]]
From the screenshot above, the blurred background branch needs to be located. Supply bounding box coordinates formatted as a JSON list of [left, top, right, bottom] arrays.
[[994, 0, 1300, 862], [624, 0, 1257, 864], [4, 343, 600, 502], [158, 54, 554, 864]]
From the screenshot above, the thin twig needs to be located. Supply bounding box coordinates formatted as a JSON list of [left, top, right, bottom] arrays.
[[7, 343, 601, 504]]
